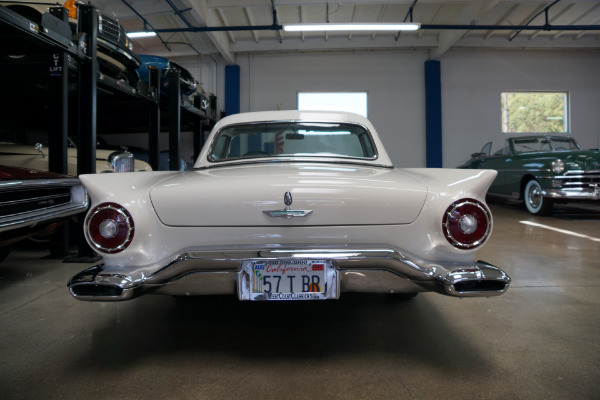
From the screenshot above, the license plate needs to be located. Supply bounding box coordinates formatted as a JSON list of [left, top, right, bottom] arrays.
[[238, 259, 338, 301]]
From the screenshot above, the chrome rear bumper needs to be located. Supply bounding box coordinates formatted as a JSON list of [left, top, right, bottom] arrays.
[[67, 247, 510, 301]]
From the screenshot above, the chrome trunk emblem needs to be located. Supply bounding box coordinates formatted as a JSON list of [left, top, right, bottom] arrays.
[[263, 192, 313, 218]]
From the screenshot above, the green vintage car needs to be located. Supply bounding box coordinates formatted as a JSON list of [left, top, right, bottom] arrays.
[[458, 135, 600, 215]]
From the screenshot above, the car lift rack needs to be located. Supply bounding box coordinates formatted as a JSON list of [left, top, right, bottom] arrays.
[[0, 3, 215, 259]]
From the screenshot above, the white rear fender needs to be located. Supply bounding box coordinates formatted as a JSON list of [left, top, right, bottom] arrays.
[[79, 172, 179, 204], [402, 169, 497, 202], [404, 169, 497, 252], [79, 172, 180, 264]]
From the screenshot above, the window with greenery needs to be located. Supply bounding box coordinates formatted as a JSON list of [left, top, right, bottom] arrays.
[[298, 92, 368, 117], [501, 92, 569, 134]]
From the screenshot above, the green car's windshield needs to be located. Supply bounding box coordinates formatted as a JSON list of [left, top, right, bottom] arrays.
[[209, 122, 377, 162], [548, 137, 581, 151], [512, 137, 581, 154]]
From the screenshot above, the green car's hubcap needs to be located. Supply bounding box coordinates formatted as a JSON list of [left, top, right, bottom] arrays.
[[528, 184, 542, 209]]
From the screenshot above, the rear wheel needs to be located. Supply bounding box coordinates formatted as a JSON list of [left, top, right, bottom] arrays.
[[524, 180, 553, 215]]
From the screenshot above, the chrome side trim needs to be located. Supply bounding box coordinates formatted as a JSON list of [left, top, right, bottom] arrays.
[[67, 245, 511, 301]]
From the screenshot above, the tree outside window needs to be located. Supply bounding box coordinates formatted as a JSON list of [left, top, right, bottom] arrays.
[[501, 92, 569, 134]]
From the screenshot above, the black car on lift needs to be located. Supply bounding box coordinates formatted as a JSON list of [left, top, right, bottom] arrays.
[[2, 0, 141, 87]]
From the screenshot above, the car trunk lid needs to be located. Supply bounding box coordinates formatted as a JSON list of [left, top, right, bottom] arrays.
[[149, 163, 427, 226]]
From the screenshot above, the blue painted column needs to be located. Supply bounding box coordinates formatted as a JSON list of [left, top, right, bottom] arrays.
[[425, 60, 443, 168], [225, 65, 240, 116]]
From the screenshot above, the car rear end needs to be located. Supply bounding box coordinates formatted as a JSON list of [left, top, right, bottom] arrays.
[[68, 167, 510, 302]]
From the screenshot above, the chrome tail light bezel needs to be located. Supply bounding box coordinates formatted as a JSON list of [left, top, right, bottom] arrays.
[[442, 198, 492, 250], [85, 202, 135, 254]]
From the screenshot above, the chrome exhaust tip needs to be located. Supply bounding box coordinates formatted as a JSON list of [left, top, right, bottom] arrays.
[[67, 265, 135, 301], [441, 261, 511, 297]]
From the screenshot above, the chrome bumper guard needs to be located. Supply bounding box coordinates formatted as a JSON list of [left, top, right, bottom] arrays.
[[67, 247, 511, 301], [544, 187, 600, 200]]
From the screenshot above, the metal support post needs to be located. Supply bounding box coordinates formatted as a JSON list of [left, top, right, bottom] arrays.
[[46, 6, 70, 258], [77, 3, 97, 176], [47, 51, 70, 258], [168, 69, 181, 171], [193, 95, 203, 163], [76, 4, 99, 261], [48, 52, 69, 175], [148, 67, 160, 170]]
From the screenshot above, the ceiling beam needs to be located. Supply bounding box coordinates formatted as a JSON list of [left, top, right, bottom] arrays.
[[183, 0, 236, 64], [228, 31, 600, 53], [418, 2, 441, 38], [577, 15, 600, 39], [429, 0, 502, 59], [244, 7, 260, 43], [348, 4, 358, 40], [553, 3, 600, 39], [216, 7, 237, 44], [371, 4, 387, 40], [206, 0, 523, 7], [484, 3, 518, 39], [529, 3, 575, 40], [506, 3, 547, 41]]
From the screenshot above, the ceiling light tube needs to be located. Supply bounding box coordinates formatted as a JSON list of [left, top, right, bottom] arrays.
[[283, 23, 420, 32], [126, 31, 157, 38]]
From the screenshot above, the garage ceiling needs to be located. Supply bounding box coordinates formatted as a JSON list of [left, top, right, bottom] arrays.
[[94, 0, 600, 63]]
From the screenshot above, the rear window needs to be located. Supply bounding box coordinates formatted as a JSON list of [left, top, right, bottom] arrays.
[[208, 122, 377, 162]]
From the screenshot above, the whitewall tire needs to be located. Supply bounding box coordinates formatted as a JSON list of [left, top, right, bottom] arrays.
[[524, 180, 553, 215]]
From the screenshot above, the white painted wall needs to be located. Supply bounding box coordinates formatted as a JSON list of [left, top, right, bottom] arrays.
[[235, 51, 428, 168], [173, 48, 600, 168]]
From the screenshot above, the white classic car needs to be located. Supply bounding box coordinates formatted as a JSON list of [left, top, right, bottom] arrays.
[[68, 111, 510, 302]]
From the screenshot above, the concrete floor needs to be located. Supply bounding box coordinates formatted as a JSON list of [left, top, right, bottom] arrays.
[[1, 202, 599, 400]]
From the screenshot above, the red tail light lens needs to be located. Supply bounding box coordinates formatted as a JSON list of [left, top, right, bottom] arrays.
[[86, 203, 134, 254], [442, 198, 491, 250]]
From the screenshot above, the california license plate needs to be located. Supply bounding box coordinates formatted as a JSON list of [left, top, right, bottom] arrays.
[[238, 259, 338, 301]]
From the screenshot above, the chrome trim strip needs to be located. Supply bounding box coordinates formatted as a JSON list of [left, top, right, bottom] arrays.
[[564, 170, 600, 175], [263, 208, 313, 218], [67, 245, 511, 301], [194, 159, 394, 171], [552, 172, 600, 179]]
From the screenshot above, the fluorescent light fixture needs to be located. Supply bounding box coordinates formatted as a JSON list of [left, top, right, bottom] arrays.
[[126, 31, 157, 38], [283, 23, 420, 32]]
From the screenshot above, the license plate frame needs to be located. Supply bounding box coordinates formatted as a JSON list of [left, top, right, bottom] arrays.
[[238, 259, 339, 301]]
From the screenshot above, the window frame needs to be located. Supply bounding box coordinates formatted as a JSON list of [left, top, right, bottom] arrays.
[[500, 91, 570, 135]]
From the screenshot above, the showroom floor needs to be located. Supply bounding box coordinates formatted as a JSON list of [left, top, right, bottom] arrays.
[[1, 202, 599, 400]]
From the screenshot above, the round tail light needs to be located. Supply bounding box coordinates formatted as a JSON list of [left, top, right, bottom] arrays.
[[86, 203, 134, 254], [442, 198, 491, 250]]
